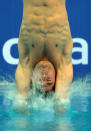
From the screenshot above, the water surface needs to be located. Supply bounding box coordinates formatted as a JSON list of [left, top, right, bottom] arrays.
[[0, 75, 91, 131]]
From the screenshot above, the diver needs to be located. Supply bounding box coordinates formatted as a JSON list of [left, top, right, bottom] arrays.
[[15, 0, 73, 112]]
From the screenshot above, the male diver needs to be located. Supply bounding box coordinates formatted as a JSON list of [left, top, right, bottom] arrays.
[[15, 0, 73, 111]]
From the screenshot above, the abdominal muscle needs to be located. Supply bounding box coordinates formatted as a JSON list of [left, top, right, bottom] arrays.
[[19, 0, 71, 47]]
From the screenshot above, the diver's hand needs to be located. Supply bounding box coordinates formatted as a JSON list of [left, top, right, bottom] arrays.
[[54, 104, 67, 114], [53, 98, 70, 114], [13, 94, 28, 113]]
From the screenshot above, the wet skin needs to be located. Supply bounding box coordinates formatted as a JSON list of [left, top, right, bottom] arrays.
[[32, 58, 55, 92], [15, 0, 73, 101]]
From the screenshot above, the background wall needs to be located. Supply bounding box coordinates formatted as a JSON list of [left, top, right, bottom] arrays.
[[0, 0, 91, 81]]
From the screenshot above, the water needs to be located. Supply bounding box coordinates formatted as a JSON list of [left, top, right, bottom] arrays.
[[0, 75, 91, 131]]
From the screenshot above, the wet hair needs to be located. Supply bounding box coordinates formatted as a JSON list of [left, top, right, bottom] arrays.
[[32, 60, 55, 92]]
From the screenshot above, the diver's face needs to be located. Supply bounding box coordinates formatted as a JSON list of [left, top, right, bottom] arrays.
[[32, 60, 55, 92], [38, 64, 55, 91]]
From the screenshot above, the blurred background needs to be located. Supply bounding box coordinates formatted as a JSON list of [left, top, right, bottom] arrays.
[[0, 0, 91, 81]]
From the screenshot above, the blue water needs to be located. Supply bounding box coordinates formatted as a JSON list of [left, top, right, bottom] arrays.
[[0, 76, 91, 131]]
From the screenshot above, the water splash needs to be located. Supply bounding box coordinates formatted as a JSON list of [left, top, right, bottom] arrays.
[[0, 74, 91, 113], [0, 75, 91, 131], [69, 74, 91, 112]]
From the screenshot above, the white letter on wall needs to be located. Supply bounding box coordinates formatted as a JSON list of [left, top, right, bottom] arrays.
[[2, 38, 19, 65], [72, 38, 88, 65]]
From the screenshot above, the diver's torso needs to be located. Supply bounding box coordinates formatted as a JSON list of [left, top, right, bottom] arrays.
[[19, 0, 71, 47]]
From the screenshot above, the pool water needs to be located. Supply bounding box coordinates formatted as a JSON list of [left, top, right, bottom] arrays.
[[0, 76, 91, 131]]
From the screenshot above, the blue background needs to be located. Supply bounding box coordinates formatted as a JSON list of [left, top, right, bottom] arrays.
[[0, 0, 91, 81]]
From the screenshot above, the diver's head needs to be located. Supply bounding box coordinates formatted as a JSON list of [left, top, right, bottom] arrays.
[[32, 59, 55, 92]]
